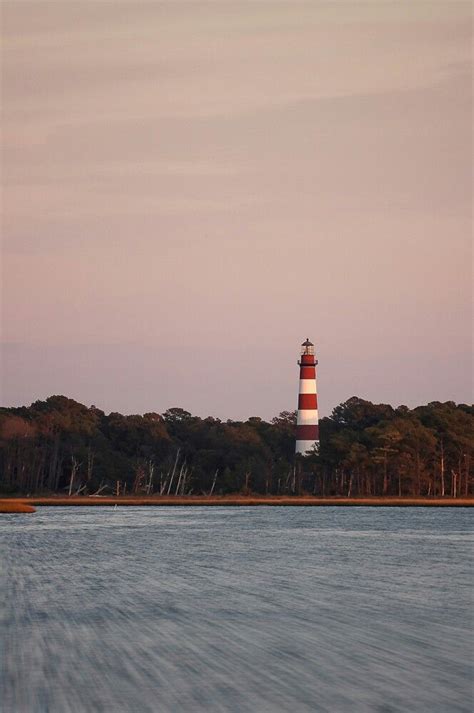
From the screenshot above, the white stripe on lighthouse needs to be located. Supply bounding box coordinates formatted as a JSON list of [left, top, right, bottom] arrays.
[[299, 379, 317, 394], [296, 409, 319, 426]]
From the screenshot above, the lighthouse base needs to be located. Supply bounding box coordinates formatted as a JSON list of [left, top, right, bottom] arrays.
[[295, 440, 320, 456]]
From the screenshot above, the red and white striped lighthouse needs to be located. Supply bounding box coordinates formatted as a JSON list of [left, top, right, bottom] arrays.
[[296, 338, 319, 455]]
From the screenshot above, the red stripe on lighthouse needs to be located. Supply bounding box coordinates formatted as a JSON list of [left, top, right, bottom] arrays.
[[296, 424, 319, 440], [299, 366, 316, 379], [298, 393, 318, 409]]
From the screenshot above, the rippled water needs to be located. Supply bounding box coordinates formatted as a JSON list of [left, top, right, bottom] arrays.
[[1, 507, 472, 712]]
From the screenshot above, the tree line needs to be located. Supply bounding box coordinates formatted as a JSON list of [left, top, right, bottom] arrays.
[[0, 396, 472, 497]]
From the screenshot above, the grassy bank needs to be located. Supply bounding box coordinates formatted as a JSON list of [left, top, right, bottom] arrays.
[[1, 496, 473, 508], [0, 501, 36, 513]]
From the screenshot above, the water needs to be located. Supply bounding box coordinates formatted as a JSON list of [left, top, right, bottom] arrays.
[[1, 507, 472, 713]]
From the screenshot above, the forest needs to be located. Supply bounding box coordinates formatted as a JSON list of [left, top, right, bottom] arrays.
[[0, 396, 472, 497]]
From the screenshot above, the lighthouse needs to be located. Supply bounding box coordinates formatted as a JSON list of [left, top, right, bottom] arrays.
[[295, 338, 319, 455]]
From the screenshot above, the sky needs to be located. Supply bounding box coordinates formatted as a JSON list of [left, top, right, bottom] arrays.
[[1, 1, 472, 420]]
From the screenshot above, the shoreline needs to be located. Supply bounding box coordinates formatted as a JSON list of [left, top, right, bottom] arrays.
[[1, 496, 473, 509]]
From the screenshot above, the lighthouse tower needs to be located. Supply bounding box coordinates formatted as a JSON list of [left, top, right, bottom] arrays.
[[295, 338, 319, 455]]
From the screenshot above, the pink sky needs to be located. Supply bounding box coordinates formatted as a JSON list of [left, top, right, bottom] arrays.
[[2, 2, 472, 419]]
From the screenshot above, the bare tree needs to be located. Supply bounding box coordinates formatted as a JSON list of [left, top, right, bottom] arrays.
[[146, 460, 155, 495], [243, 471, 251, 495], [167, 449, 181, 495], [159, 470, 169, 495], [90, 481, 109, 496], [68, 455, 82, 496], [209, 469, 219, 496]]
